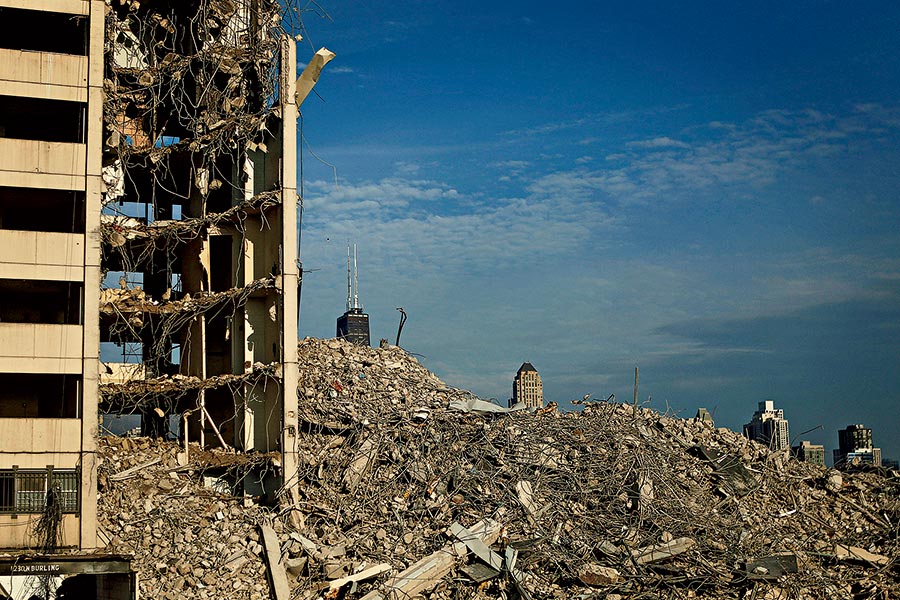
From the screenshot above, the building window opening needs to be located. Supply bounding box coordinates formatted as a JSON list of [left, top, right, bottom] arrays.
[[0, 187, 85, 233], [0, 374, 81, 419], [0, 468, 79, 515], [102, 271, 144, 290], [0, 96, 86, 144], [0, 8, 88, 55], [100, 341, 143, 365], [0, 280, 82, 325]]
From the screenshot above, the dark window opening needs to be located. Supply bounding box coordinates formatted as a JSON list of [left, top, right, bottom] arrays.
[[0, 96, 86, 143], [0, 8, 88, 56], [0, 187, 85, 233], [205, 314, 232, 376], [209, 235, 233, 292], [206, 152, 242, 214], [0, 374, 81, 419], [0, 468, 79, 515], [0, 280, 82, 325]]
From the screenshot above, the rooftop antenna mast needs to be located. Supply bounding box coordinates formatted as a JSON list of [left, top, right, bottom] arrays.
[[346, 242, 361, 312], [353, 243, 360, 310], [345, 242, 352, 312]]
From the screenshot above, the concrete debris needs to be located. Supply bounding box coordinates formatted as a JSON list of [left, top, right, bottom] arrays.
[[99, 277, 277, 317], [100, 362, 279, 412], [578, 564, 622, 586], [100, 191, 280, 249], [97, 337, 900, 599]]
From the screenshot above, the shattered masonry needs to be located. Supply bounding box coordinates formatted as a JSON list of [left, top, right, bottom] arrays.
[[99, 0, 301, 500], [97, 337, 900, 600]]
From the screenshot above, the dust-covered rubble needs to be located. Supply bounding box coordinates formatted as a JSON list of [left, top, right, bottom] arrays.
[[97, 337, 900, 600]]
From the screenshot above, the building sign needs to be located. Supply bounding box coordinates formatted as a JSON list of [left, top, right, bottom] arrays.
[[0, 559, 131, 576]]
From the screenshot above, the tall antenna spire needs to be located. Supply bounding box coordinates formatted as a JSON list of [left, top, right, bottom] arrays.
[[353, 243, 360, 310], [346, 242, 352, 312]]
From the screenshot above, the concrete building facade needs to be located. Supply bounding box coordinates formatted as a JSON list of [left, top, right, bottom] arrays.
[[0, 0, 309, 577], [743, 400, 790, 451], [792, 440, 826, 466], [834, 424, 882, 469], [0, 0, 105, 553], [512, 362, 543, 409]]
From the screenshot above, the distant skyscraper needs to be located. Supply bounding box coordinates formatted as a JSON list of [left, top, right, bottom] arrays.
[[512, 362, 543, 408], [792, 440, 826, 466], [743, 400, 791, 451], [834, 424, 881, 469], [336, 243, 370, 346]]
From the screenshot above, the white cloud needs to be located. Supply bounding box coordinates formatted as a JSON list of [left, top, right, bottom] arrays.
[[626, 136, 690, 149], [489, 160, 530, 169]]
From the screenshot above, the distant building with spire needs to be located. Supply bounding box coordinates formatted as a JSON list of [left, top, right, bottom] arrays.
[[336, 243, 370, 346], [511, 362, 543, 408]]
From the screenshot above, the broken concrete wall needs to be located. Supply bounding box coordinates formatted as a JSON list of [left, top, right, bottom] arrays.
[[99, 0, 301, 499]]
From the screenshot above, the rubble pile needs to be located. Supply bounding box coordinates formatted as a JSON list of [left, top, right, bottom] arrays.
[[98, 436, 278, 600], [100, 337, 900, 599], [290, 338, 900, 599]]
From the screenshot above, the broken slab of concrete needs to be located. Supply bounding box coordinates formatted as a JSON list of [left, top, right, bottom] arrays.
[[632, 537, 696, 565], [834, 544, 890, 567], [260, 523, 291, 600]]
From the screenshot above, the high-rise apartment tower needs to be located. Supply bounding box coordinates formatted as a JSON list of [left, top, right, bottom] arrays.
[[743, 400, 791, 451]]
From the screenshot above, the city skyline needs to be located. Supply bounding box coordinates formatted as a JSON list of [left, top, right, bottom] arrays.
[[294, 1, 900, 461]]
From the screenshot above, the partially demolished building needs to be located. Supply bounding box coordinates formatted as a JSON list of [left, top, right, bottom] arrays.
[[0, 0, 314, 582]]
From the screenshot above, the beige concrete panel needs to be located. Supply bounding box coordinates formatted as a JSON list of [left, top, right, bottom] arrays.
[[0, 514, 81, 550], [0, 49, 87, 88], [0, 357, 81, 373], [0, 419, 82, 453], [0, 323, 34, 357], [88, 0, 105, 86], [0, 170, 85, 191], [85, 90, 104, 177], [32, 324, 82, 357], [0, 230, 85, 279], [0, 323, 83, 367], [0, 230, 36, 264], [0, 139, 86, 177], [37, 232, 84, 266], [78, 450, 98, 549], [0, 263, 83, 282], [0, 49, 42, 84], [0, 0, 88, 14], [84, 175, 102, 267], [0, 79, 87, 102], [280, 36, 300, 495], [41, 51, 88, 88]]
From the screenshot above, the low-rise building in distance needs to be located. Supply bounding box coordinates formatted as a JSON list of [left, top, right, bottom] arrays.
[[792, 440, 826, 466]]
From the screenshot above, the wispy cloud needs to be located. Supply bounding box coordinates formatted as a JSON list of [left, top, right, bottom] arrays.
[[626, 136, 690, 149]]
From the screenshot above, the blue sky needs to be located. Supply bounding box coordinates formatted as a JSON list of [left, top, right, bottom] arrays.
[[291, 1, 900, 463]]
